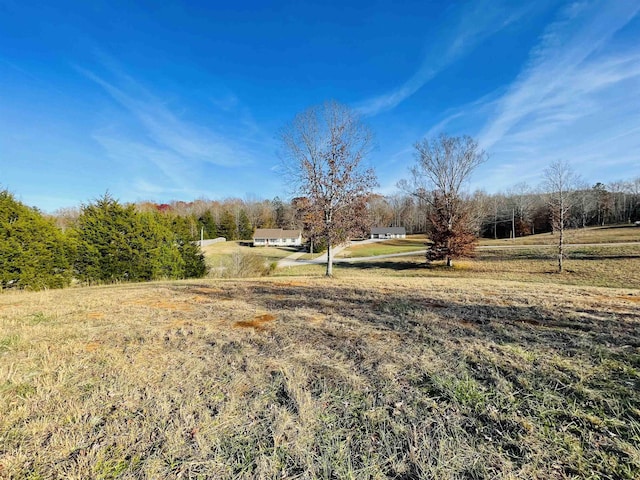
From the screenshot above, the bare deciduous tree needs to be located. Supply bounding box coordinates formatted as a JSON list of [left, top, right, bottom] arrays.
[[280, 101, 377, 276], [543, 160, 578, 273], [400, 134, 487, 267], [574, 180, 596, 229], [507, 182, 536, 236]]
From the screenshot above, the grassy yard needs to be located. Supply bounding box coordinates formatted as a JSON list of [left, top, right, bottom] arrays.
[[277, 244, 640, 289], [479, 224, 640, 247], [1, 276, 638, 478], [337, 236, 428, 258], [202, 241, 300, 267]]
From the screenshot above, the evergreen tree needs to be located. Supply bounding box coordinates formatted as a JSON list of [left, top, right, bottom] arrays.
[[0, 190, 72, 289], [238, 209, 253, 240], [138, 212, 186, 279], [198, 210, 218, 239], [171, 215, 208, 278], [72, 194, 207, 283], [72, 194, 145, 282], [218, 210, 238, 240]]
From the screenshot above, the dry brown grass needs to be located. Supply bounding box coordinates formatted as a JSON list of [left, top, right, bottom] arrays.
[[479, 224, 640, 246], [1, 275, 639, 479], [276, 244, 640, 289], [202, 241, 298, 264]]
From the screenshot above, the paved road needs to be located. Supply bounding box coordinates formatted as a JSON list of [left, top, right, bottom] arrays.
[[277, 241, 640, 267]]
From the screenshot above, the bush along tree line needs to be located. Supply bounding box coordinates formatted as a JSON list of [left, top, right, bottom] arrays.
[[1, 191, 206, 290]]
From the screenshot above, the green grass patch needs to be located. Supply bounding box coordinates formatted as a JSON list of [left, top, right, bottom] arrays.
[[203, 241, 301, 265], [0, 334, 20, 352], [338, 237, 428, 258]]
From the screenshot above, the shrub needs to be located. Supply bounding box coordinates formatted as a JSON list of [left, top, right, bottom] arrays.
[[71, 194, 207, 283], [0, 190, 72, 290], [210, 249, 273, 278]]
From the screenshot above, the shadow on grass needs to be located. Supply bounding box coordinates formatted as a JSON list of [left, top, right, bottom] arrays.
[[183, 282, 640, 353], [477, 252, 552, 261], [570, 254, 640, 260], [335, 260, 425, 271], [175, 280, 640, 478], [593, 224, 639, 231]]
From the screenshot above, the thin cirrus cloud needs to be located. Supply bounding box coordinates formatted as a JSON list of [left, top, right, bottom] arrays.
[[398, 1, 640, 194], [367, 0, 640, 194], [478, 1, 640, 154], [355, 1, 536, 117], [76, 64, 258, 171], [90, 132, 199, 193]]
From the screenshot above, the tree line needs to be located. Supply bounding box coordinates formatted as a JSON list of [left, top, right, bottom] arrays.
[[373, 177, 640, 238]]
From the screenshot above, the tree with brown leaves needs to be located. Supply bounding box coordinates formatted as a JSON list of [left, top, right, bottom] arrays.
[[426, 192, 478, 264], [400, 134, 486, 267], [280, 101, 378, 276]]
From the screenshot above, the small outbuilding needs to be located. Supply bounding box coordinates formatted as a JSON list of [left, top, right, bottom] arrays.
[[370, 227, 406, 239], [253, 229, 302, 247]]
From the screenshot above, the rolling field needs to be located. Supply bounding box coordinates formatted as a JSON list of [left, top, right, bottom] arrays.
[[276, 244, 640, 289], [1, 272, 639, 478], [202, 241, 299, 264], [337, 236, 428, 258], [479, 224, 640, 247]]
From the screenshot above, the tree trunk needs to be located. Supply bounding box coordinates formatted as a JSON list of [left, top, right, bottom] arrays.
[[558, 225, 564, 273], [446, 256, 452, 267], [326, 241, 332, 276]]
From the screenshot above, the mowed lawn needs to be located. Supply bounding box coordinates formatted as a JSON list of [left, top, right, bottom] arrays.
[[202, 240, 300, 266], [332, 225, 639, 261], [337, 235, 428, 258], [1, 275, 639, 479]]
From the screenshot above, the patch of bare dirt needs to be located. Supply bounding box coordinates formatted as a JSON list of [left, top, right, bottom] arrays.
[[234, 313, 276, 331]]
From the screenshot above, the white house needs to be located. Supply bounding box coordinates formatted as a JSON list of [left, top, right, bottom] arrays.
[[253, 229, 302, 247], [370, 227, 406, 239]]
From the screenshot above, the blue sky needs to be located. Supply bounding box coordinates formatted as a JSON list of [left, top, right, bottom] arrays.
[[1, 0, 639, 212]]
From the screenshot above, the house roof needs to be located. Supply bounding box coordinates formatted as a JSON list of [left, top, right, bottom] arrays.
[[253, 228, 301, 239], [371, 227, 406, 234]]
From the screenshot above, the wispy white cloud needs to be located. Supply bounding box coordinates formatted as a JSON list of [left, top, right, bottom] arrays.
[[130, 178, 212, 200], [91, 132, 193, 189], [77, 66, 257, 168], [355, 1, 538, 116], [465, 1, 640, 190], [478, 1, 640, 151], [74, 57, 281, 201]]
